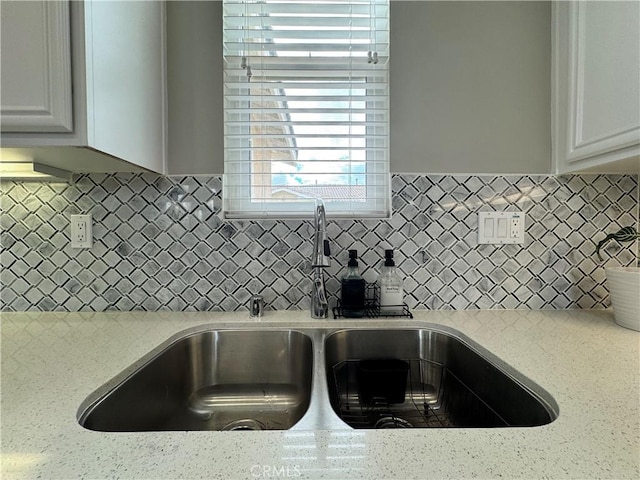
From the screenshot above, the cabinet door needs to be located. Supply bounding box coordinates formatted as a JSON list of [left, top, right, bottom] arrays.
[[554, 1, 640, 172], [0, 0, 73, 132], [85, 0, 165, 173]]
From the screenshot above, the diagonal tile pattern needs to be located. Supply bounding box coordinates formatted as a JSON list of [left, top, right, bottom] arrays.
[[0, 173, 637, 312]]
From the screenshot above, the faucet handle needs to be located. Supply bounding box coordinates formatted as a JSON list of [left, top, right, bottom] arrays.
[[313, 241, 331, 267]]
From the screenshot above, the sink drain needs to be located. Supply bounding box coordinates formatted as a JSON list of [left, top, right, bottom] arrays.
[[374, 416, 413, 429], [221, 419, 266, 431]]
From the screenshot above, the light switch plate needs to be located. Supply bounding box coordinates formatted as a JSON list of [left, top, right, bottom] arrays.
[[478, 212, 524, 244]]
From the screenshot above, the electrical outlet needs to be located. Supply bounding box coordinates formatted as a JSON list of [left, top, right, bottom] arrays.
[[478, 212, 525, 244], [510, 217, 521, 238], [71, 214, 92, 248]]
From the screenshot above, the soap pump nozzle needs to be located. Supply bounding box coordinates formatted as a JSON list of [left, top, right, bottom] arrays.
[[347, 249, 359, 267], [384, 249, 395, 267]]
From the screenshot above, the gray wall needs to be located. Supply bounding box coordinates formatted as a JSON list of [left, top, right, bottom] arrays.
[[167, 1, 224, 175], [167, 1, 551, 175], [391, 1, 550, 174]]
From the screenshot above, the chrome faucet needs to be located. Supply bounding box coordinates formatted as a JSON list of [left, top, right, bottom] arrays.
[[311, 199, 330, 318]]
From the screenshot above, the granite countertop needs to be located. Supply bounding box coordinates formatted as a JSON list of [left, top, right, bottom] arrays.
[[1, 309, 638, 479]]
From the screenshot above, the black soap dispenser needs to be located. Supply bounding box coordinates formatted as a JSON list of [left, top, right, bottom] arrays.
[[341, 249, 366, 317]]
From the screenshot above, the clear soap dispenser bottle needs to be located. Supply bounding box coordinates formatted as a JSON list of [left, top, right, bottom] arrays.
[[341, 249, 366, 317], [378, 249, 404, 314]]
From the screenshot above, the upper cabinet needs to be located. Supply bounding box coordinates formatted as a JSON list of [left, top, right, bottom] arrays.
[[0, 1, 73, 133], [0, 0, 166, 174], [553, 1, 640, 174]]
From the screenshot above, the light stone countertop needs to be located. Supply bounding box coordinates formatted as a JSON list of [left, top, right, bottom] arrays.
[[1, 309, 638, 480]]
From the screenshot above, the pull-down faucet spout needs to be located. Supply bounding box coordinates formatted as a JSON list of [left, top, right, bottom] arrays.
[[311, 199, 330, 318]]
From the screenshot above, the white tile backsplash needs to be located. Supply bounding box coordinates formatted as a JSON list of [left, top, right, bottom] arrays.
[[1, 173, 637, 312]]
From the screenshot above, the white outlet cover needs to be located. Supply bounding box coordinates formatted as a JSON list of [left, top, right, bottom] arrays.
[[71, 214, 93, 249], [478, 211, 525, 245]]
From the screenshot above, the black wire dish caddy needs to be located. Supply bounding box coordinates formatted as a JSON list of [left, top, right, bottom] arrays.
[[330, 357, 509, 429], [332, 283, 413, 319]]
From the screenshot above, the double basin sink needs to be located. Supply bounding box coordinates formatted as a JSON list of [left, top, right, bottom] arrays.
[[78, 325, 559, 432]]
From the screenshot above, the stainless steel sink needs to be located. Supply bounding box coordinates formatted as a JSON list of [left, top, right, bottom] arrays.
[[78, 324, 558, 432], [324, 328, 559, 429], [78, 329, 313, 431]]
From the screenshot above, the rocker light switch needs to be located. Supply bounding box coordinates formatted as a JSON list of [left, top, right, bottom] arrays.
[[497, 218, 508, 237], [484, 217, 494, 237]]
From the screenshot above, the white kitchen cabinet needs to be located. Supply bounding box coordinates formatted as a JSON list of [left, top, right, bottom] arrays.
[[0, 1, 73, 133], [553, 1, 640, 174], [0, 0, 166, 174]]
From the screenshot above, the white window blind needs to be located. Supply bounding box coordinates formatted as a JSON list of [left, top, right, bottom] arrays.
[[222, 0, 390, 219]]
